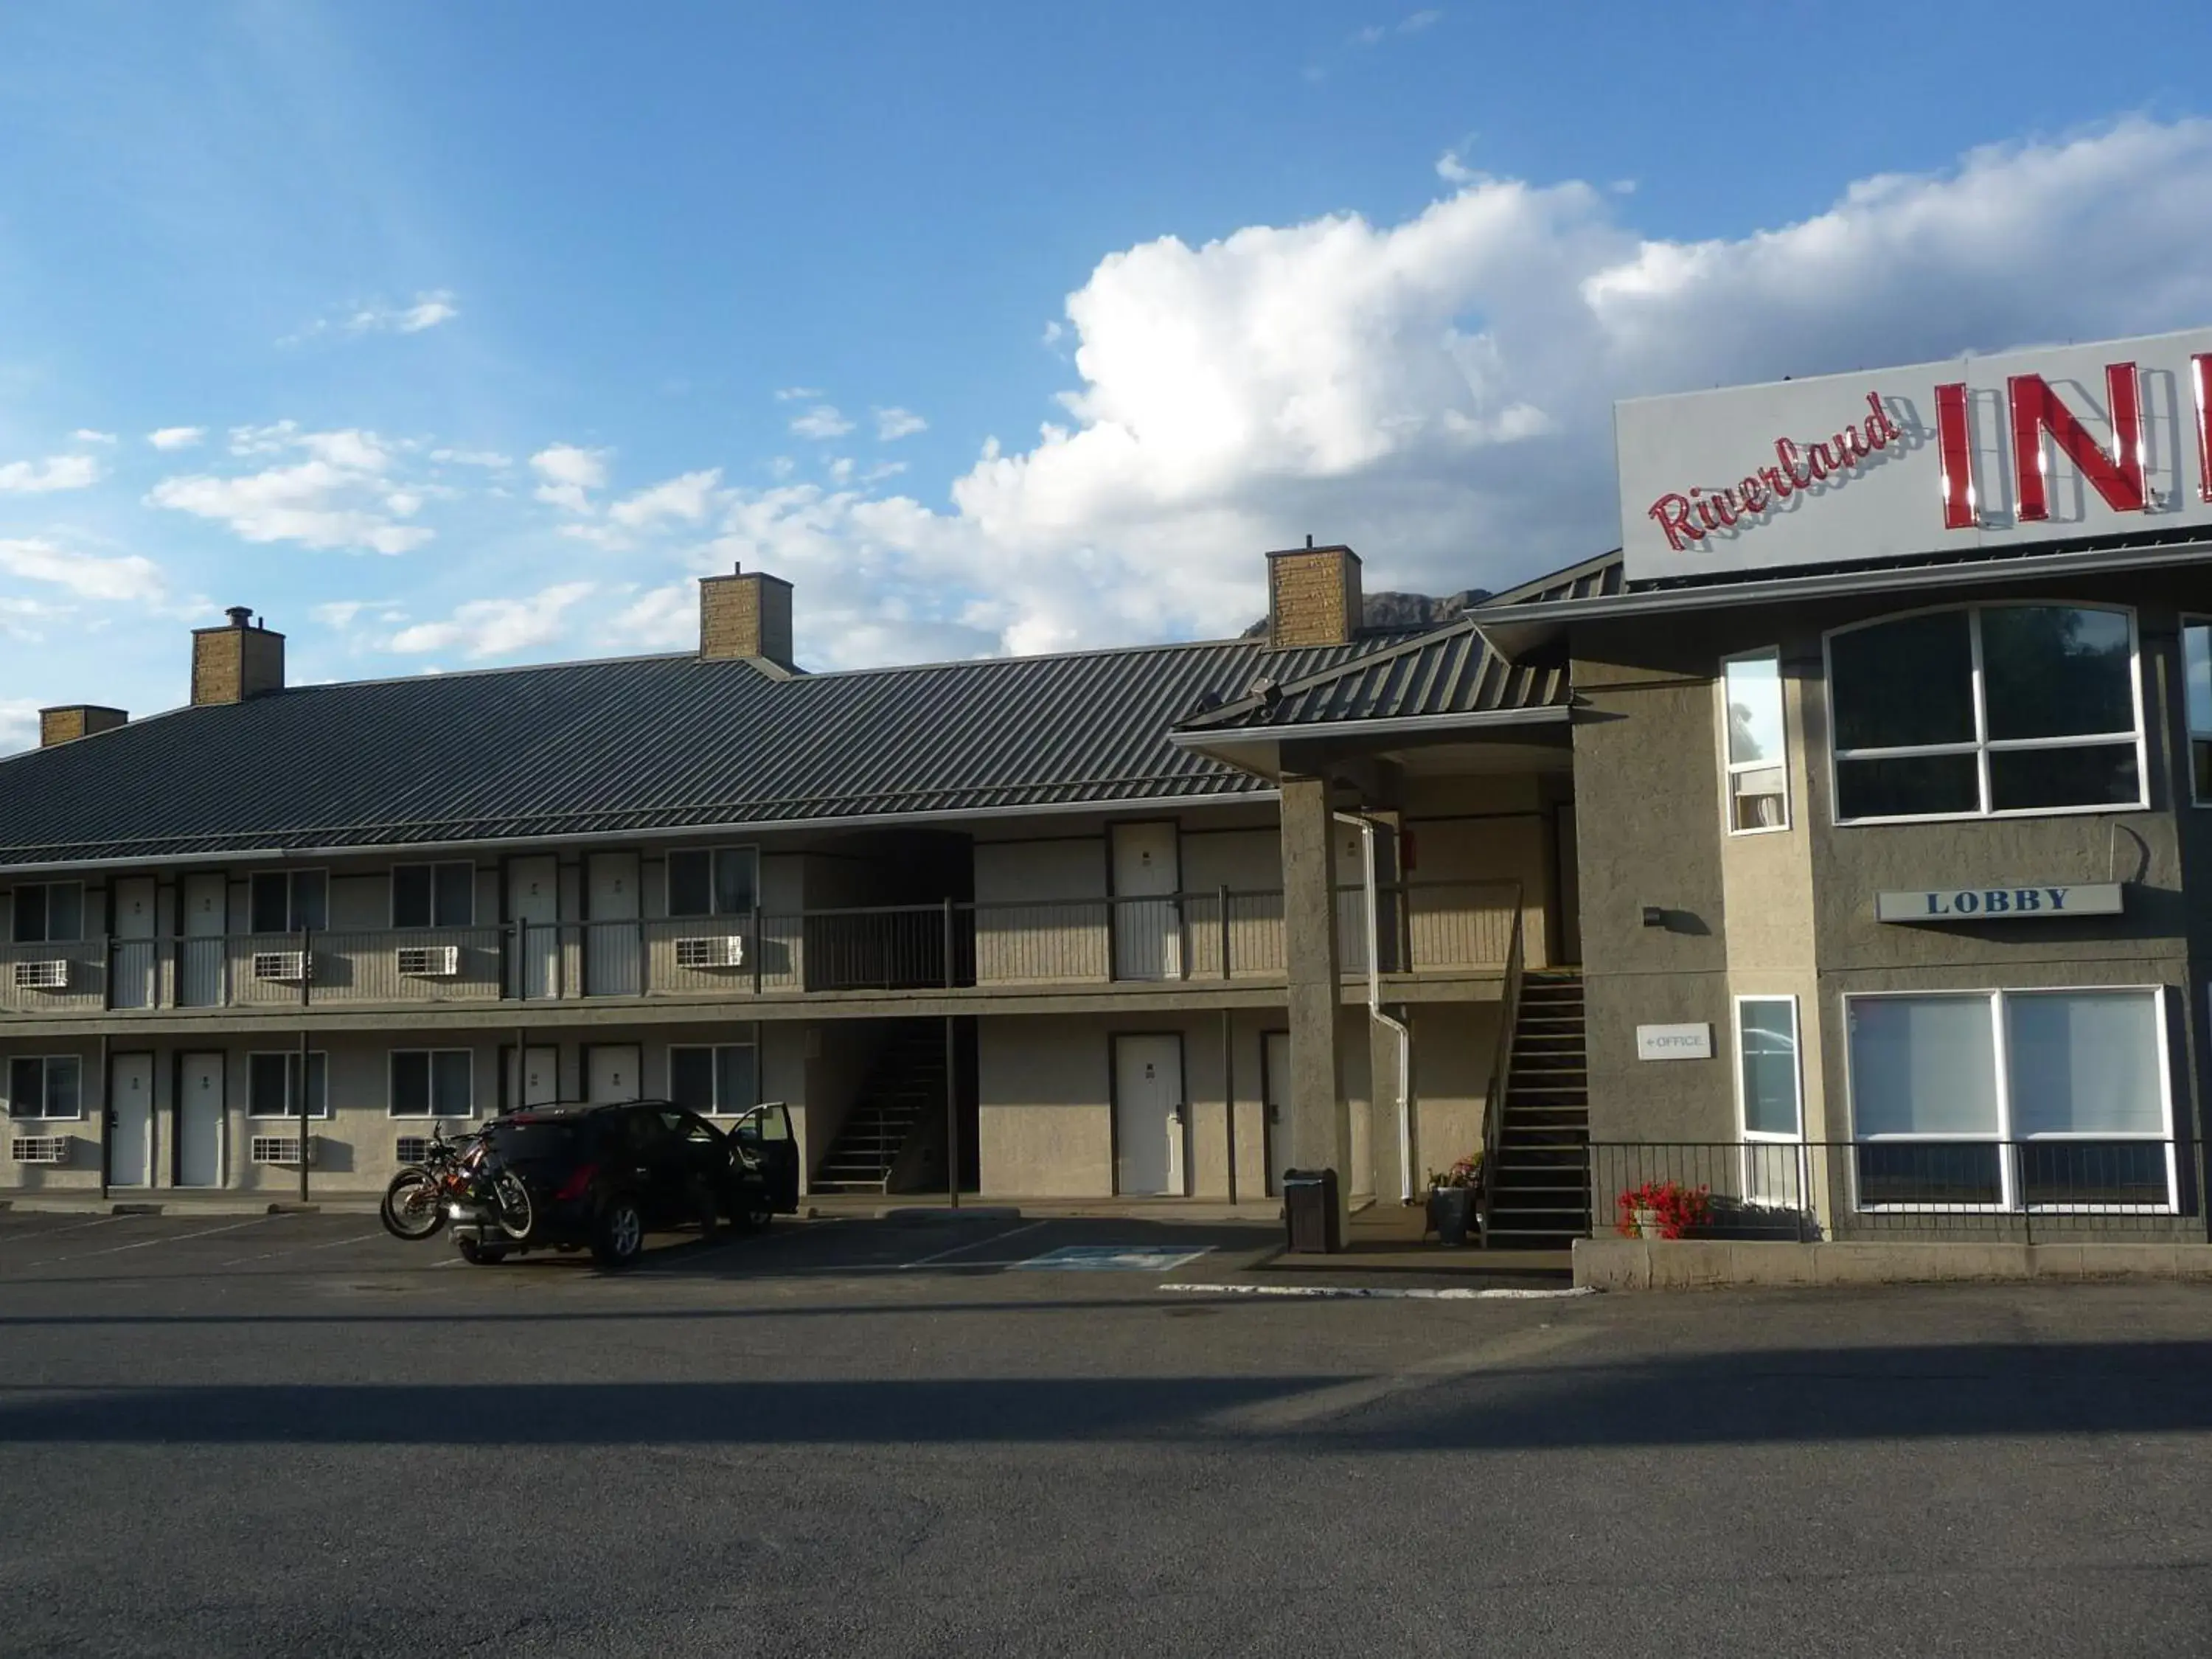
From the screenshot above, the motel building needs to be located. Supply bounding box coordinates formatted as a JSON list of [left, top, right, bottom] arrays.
[[8, 324, 2212, 1248]]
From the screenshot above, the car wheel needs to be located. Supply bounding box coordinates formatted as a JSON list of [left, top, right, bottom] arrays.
[[591, 1196, 646, 1270], [735, 1187, 773, 1234], [687, 1176, 720, 1241], [456, 1237, 508, 1266]]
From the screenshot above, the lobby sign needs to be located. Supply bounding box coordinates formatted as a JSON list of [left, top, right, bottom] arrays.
[[1617, 325, 2212, 582], [1874, 883, 2124, 923], [1636, 1023, 1713, 1061]]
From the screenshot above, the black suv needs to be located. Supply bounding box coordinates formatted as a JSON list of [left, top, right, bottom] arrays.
[[451, 1099, 800, 1269]]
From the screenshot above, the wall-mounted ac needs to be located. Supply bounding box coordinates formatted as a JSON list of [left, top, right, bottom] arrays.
[[250, 1135, 316, 1167], [12, 959, 69, 991], [675, 936, 745, 970], [8, 1135, 69, 1165], [252, 950, 311, 984], [397, 945, 461, 978]]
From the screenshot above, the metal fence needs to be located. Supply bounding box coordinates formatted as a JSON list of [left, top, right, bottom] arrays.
[[1587, 1140, 2194, 1242]]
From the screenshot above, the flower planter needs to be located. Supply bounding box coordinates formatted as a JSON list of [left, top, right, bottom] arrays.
[[1630, 1206, 1661, 1239], [1427, 1183, 1476, 1247]]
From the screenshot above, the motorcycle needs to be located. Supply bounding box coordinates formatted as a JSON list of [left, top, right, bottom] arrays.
[[379, 1127, 477, 1241]]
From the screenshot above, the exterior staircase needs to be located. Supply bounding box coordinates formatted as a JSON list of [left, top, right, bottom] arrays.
[[809, 1025, 947, 1194], [1484, 968, 1591, 1245]]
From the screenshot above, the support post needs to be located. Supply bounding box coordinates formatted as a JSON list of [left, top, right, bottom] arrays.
[[751, 902, 763, 996], [945, 1013, 959, 1210], [97, 1033, 111, 1201], [942, 897, 956, 991], [1222, 1008, 1237, 1206], [1280, 775, 1349, 1242], [1218, 883, 1231, 981], [296, 1014, 311, 1206]]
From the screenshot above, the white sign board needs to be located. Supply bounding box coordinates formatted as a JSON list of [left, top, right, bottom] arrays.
[[1617, 325, 2212, 582], [1874, 883, 2124, 923], [1636, 1023, 1713, 1062]]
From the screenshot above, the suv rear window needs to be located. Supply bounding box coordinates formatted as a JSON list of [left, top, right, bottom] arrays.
[[487, 1120, 584, 1161]]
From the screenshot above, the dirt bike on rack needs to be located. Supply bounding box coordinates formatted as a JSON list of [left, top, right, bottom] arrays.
[[379, 1127, 530, 1247]]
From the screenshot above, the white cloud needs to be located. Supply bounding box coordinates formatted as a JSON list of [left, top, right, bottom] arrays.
[[874, 407, 928, 441], [313, 599, 369, 629], [657, 116, 2212, 669], [72, 429, 116, 445], [147, 427, 205, 451], [388, 581, 595, 658], [774, 386, 825, 401], [789, 404, 854, 441], [1352, 10, 1440, 45], [0, 537, 164, 602], [0, 699, 38, 754], [285, 291, 461, 345], [147, 425, 431, 554], [530, 444, 608, 512], [431, 447, 512, 468], [1436, 149, 1478, 187], [607, 468, 722, 530], [0, 455, 100, 493]]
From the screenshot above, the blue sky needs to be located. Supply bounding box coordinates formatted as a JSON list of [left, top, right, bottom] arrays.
[[5, 0, 2212, 748]]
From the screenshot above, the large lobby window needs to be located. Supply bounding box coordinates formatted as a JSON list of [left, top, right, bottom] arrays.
[[1827, 605, 2143, 823], [2184, 619, 2212, 803], [1845, 989, 2172, 1210], [1721, 650, 1789, 832]]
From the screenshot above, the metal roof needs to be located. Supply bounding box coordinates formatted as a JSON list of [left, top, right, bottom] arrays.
[[0, 636, 1387, 871], [1173, 552, 1619, 735]]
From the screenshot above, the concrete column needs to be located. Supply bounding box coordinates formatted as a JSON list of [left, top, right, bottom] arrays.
[[1281, 775, 1350, 1227]]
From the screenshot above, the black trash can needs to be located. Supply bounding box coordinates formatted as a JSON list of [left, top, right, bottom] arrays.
[[1281, 1168, 1342, 1254]]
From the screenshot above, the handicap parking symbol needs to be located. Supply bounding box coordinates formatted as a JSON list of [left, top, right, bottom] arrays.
[[1015, 1244, 1211, 1273]]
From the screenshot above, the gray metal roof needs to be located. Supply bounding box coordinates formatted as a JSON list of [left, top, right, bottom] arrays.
[[1173, 552, 1620, 734], [0, 636, 1387, 871]]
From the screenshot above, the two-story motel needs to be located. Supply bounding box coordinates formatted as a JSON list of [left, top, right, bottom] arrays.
[[12, 323, 2212, 1245]]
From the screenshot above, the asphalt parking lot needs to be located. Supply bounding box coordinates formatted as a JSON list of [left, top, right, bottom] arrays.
[[5, 1207, 2212, 1658]]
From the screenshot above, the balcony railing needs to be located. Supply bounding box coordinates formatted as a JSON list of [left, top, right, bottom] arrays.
[[0, 879, 1520, 1017]]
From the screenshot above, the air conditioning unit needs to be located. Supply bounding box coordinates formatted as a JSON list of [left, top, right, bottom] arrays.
[[252, 950, 311, 984], [394, 1135, 431, 1166], [12, 959, 69, 991], [397, 945, 461, 978], [250, 1135, 317, 1167], [9, 1135, 69, 1165], [675, 935, 745, 970]]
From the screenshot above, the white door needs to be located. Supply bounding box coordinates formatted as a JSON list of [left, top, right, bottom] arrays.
[[177, 1053, 225, 1188], [111, 878, 157, 1009], [585, 853, 641, 996], [108, 1053, 154, 1187], [1333, 824, 1371, 978], [505, 1045, 561, 1110], [508, 856, 560, 998], [1113, 1033, 1184, 1196], [1110, 823, 1180, 981], [1264, 1031, 1293, 1194], [586, 1044, 641, 1104], [179, 874, 227, 1007]]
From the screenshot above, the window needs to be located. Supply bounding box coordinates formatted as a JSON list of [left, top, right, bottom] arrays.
[[393, 862, 475, 928], [667, 848, 757, 919], [10, 881, 83, 944], [668, 1043, 758, 1116], [1827, 605, 2143, 822], [249, 870, 328, 933], [1735, 998, 1804, 1208], [247, 1051, 330, 1119], [391, 1050, 476, 1119], [2184, 620, 2212, 804], [1721, 651, 1789, 832], [7, 1055, 82, 1119], [1844, 989, 2172, 1210]]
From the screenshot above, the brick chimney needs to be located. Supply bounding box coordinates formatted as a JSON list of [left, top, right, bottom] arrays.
[[699, 563, 795, 672], [38, 705, 128, 747], [1267, 541, 1363, 648], [192, 607, 286, 706]]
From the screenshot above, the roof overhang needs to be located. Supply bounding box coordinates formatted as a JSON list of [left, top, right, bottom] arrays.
[[1472, 537, 2212, 662], [1168, 704, 1573, 783]]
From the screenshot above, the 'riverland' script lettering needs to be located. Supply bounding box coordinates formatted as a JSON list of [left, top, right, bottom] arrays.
[[1646, 392, 1902, 552]]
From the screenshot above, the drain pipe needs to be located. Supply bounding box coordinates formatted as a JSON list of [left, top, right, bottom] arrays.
[[1335, 810, 1414, 1204]]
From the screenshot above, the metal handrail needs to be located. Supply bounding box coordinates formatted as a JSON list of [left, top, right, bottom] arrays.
[[1475, 902, 1526, 1244]]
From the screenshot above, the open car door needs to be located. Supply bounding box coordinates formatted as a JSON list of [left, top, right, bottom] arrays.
[[731, 1101, 801, 1213]]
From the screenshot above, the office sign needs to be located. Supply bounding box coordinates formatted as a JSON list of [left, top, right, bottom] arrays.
[[1636, 1023, 1713, 1061], [1617, 325, 2212, 582], [1874, 883, 2124, 923]]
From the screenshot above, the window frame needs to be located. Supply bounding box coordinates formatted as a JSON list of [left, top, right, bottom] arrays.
[[9, 880, 86, 945], [664, 845, 761, 920], [1823, 601, 2149, 827], [388, 1048, 478, 1120], [1719, 648, 1791, 836], [7, 1054, 85, 1120], [248, 869, 330, 934], [2182, 615, 2212, 807], [667, 1042, 759, 1118], [245, 1050, 331, 1121], [391, 860, 476, 929], [1840, 985, 2175, 1214], [1733, 995, 1805, 1211]]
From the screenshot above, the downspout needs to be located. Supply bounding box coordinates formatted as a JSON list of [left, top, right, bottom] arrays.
[[1335, 811, 1414, 1205]]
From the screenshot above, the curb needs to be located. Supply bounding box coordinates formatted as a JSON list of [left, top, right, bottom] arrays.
[[879, 1206, 1024, 1224], [1161, 1281, 1594, 1301]]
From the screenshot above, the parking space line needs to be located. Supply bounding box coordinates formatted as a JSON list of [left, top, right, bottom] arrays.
[[217, 1230, 386, 1267], [46, 1217, 274, 1265], [0, 1215, 123, 1245], [896, 1219, 1050, 1270]]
